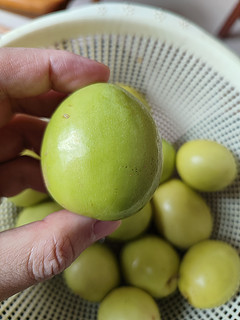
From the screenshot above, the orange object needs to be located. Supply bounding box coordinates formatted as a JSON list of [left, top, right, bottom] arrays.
[[218, 1, 240, 38], [0, 0, 69, 17]]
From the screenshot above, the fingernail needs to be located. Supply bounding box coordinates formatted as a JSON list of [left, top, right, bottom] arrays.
[[93, 220, 121, 240]]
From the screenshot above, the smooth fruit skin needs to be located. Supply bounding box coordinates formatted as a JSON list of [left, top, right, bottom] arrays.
[[107, 201, 152, 242], [176, 139, 237, 192], [9, 188, 49, 207], [178, 240, 240, 309], [120, 235, 180, 298], [117, 83, 151, 111], [15, 201, 62, 227], [152, 179, 213, 249], [64, 243, 120, 302], [41, 83, 161, 220], [160, 139, 176, 184], [98, 286, 161, 320]]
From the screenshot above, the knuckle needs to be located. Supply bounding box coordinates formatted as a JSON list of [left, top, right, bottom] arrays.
[[27, 232, 75, 282]]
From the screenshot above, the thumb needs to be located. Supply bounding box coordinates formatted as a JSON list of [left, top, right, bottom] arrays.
[[0, 210, 120, 301]]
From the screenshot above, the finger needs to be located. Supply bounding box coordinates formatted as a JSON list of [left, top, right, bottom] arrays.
[[0, 114, 47, 163], [0, 48, 110, 97], [0, 210, 121, 301], [13, 90, 68, 118], [0, 156, 46, 197], [0, 48, 110, 127]]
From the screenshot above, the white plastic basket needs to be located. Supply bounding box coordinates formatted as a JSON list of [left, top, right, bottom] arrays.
[[1, 3, 240, 320]]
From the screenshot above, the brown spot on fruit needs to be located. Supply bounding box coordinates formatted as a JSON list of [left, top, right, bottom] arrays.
[[63, 114, 70, 119]]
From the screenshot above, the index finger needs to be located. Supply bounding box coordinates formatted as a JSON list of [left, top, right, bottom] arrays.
[[0, 48, 110, 126]]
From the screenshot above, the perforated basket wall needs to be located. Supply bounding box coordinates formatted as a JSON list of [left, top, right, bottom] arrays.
[[1, 3, 240, 320]]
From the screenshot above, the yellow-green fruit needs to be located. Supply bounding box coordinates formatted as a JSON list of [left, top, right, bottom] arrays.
[[9, 189, 49, 207], [9, 149, 48, 207], [160, 139, 176, 183], [16, 201, 62, 227], [107, 202, 152, 242], [41, 83, 161, 220], [20, 149, 40, 159], [152, 179, 213, 249], [176, 139, 237, 191], [178, 240, 240, 308], [121, 235, 180, 298], [64, 243, 120, 302], [98, 286, 161, 320], [117, 83, 151, 111]]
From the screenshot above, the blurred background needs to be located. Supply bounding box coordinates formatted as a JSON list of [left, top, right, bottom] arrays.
[[0, 0, 240, 56]]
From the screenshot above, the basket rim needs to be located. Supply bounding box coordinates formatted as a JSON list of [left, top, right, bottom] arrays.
[[0, 2, 240, 89]]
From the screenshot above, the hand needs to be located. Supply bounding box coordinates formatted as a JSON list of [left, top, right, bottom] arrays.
[[0, 48, 120, 301]]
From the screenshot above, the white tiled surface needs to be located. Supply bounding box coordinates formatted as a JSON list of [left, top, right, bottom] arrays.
[[0, 0, 240, 56]]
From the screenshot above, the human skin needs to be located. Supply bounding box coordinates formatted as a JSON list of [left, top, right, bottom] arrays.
[[0, 48, 120, 301]]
